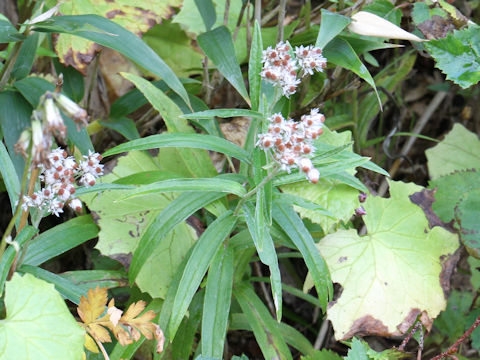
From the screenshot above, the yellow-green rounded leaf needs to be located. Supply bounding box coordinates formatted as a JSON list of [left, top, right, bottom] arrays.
[[311, 181, 459, 340], [0, 273, 85, 359]]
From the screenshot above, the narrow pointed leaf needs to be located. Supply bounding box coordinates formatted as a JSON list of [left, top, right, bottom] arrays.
[[169, 211, 237, 338], [249, 20, 263, 111], [201, 245, 234, 358], [198, 26, 250, 104], [120, 177, 246, 199], [0, 18, 25, 42], [33, 15, 190, 105], [22, 215, 99, 266], [234, 283, 292, 360], [182, 109, 263, 119], [129, 192, 226, 282], [272, 201, 332, 310], [103, 133, 251, 164], [0, 141, 20, 212]]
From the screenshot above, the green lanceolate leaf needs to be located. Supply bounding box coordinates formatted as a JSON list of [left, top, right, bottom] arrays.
[[243, 200, 283, 320], [0, 273, 85, 359], [0, 17, 25, 43], [22, 215, 99, 266], [121, 72, 217, 178], [198, 26, 250, 104], [0, 141, 20, 212], [425, 24, 480, 89], [316, 9, 351, 50], [0, 90, 32, 177], [201, 245, 234, 359], [182, 108, 263, 119], [272, 201, 332, 310], [0, 226, 37, 296], [169, 211, 237, 338], [11, 32, 39, 80], [103, 133, 251, 164], [194, 0, 216, 31], [60, 270, 127, 292], [249, 20, 263, 111], [234, 283, 292, 360], [33, 14, 190, 106], [74, 183, 135, 196], [19, 265, 84, 305], [120, 177, 246, 199], [129, 191, 226, 283]]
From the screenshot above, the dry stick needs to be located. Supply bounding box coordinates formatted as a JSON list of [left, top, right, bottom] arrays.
[[223, 0, 230, 26], [313, 318, 330, 350], [276, 0, 287, 42], [254, 0, 261, 25], [376, 91, 447, 197], [261, 5, 280, 26], [430, 314, 480, 360], [254, 262, 276, 317]]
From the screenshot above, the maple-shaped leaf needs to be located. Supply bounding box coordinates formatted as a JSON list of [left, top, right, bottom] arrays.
[[77, 286, 112, 343], [0, 273, 85, 359], [306, 180, 459, 340], [53, 0, 182, 73], [109, 299, 159, 346]]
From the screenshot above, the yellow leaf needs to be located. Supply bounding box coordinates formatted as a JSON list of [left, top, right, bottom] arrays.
[[77, 286, 108, 325], [84, 334, 99, 353]]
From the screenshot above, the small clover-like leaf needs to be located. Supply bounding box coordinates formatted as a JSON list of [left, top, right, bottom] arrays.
[[307, 181, 459, 340], [0, 273, 85, 360]]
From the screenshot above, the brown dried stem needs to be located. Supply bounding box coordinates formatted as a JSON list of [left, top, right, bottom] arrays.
[[430, 314, 480, 360]]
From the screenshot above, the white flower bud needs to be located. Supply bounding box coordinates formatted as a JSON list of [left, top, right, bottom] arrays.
[[349, 11, 424, 42], [307, 168, 320, 184], [54, 93, 88, 126]]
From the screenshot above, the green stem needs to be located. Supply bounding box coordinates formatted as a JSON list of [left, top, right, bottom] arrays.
[[234, 165, 280, 215]]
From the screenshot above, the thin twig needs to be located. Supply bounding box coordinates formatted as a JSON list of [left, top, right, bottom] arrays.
[[223, 0, 230, 26], [430, 314, 480, 360], [314, 319, 330, 350], [254, 0, 261, 25], [233, 1, 247, 41], [261, 5, 280, 26], [399, 321, 422, 351], [276, 0, 287, 42], [376, 91, 447, 197], [202, 57, 212, 106]]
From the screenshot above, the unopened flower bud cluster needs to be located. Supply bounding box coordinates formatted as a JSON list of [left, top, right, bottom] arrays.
[[22, 149, 103, 216], [261, 43, 327, 97], [15, 91, 88, 167], [257, 109, 326, 183]]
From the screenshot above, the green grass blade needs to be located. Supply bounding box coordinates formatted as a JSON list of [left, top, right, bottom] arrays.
[[249, 20, 263, 111], [0, 141, 20, 212], [182, 109, 263, 119]]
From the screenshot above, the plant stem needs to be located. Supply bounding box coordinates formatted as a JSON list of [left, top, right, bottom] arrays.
[[276, 0, 287, 42], [430, 314, 480, 359], [234, 165, 280, 215], [18, 167, 39, 232]]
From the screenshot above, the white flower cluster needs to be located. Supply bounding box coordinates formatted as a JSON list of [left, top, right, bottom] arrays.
[[260, 43, 327, 97], [22, 148, 103, 216], [257, 109, 325, 183]]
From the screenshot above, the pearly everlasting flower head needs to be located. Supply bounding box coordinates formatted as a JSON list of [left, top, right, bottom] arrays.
[[256, 109, 326, 183], [22, 147, 103, 217], [260, 42, 327, 97]]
